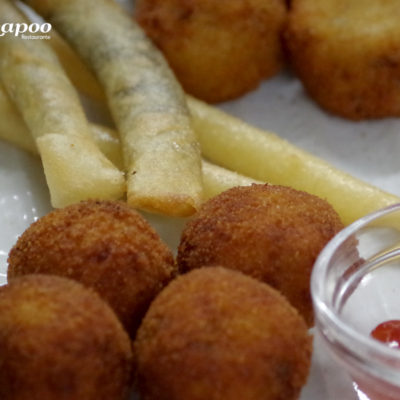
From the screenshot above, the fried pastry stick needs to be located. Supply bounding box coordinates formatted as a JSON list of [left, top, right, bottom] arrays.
[[2, 4, 396, 223], [22, 0, 203, 217], [0, 87, 257, 201], [0, 0, 125, 208], [16, 2, 105, 103], [18, 5, 397, 223], [1, 75, 398, 224], [0, 84, 122, 169], [189, 96, 400, 225]]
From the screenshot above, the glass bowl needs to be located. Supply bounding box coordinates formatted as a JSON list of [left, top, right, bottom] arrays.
[[312, 203, 400, 400]]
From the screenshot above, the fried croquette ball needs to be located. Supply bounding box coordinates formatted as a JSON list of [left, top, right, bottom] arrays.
[[177, 184, 344, 326], [135, 0, 287, 103], [285, 1, 400, 120], [135, 267, 312, 400], [8, 200, 176, 337], [0, 274, 132, 400]]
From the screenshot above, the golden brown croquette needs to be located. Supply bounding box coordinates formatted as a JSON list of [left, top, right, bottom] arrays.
[[8, 200, 176, 337], [0, 274, 132, 400], [134, 267, 312, 400], [177, 184, 344, 326], [285, 0, 400, 120], [135, 0, 287, 103]]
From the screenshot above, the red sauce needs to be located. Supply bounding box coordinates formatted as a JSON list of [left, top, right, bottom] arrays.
[[371, 320, 400, 349], [351, 321, 400, 400]]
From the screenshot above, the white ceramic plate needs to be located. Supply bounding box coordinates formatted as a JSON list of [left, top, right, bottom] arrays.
[[2, 73, 396, 400], [2, 1, 400, 399]]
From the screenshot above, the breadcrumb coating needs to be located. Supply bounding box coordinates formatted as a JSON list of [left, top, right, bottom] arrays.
[[135, 267, 312, 400], [177, 184, 344, 325], [8, 200, 176, 337], [0, 274, 132, 400], [136, 0, 287, 102], [285, 0, 400, 120]]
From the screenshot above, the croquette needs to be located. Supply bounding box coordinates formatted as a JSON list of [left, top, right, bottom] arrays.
[[285, 0, 400, 120], [134, 267, 312, 400], [177, 184, 344, 326], [0, 274, 132, 400], [135, 0, 287, 103], [8, 200, 176, 337]]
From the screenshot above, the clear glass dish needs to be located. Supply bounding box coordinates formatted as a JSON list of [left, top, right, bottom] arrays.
[[312, 203, 400, 400]]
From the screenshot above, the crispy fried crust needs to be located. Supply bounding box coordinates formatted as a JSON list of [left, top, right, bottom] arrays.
[[135, 267, 311, 400], [8, 200, 176, 337], [0, 274, 132, 400], [177, 184, 344, 326], [285, 0, 400, 120], [0, 0, 125, 207], [22, 0, 203, 216], [136, 0, 287, 102]]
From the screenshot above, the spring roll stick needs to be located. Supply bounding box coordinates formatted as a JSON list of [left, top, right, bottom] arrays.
[[0, 0, 125, 208], [0, 92, 255, 200], [1, 70, 398, 225], [48, 31, 106, 104], [15, 1, 105, 103], [24, 10, 399, 221], [23, 0, 203, 217], [188, 96, 400, 225], [3, 4, 397, 222], [0, 84, 35, 154], [201, 160, 261, 200]]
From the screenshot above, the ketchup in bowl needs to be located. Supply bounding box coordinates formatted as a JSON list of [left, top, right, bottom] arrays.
[[353, 321, 400, 400], [371, 320, 400, 349]]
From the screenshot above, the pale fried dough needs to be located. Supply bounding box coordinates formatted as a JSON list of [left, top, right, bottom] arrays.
[[285, 0, 400, 120], [189, 96, 400, 225], [0, 0, 125, 207], [136, 0, 287, 102], [22, 0, 203, 216]]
